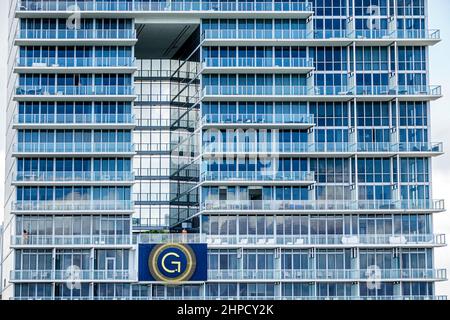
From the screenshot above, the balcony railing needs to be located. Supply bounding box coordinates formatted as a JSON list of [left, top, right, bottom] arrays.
[[358, 142, 443, 153], [312, 29, 350, 39], [203, 57, 314, 69], [353, 29, 441, 40], [201, 114, 314, 126], [203, 29, 440, 41], [136, 69, 199, 79], [204, 85, 320, 96], [201, 199, 445, 212], [135, 233, 446, 246], [205, 234, 447, 246], [12, 233, 446, 247], [202, 85, 441, 97], [15, 171, 135, 183], [14, 114, 135, 126], [17, 1, 313, 12], [395, 29, 441, 39], [15, 85, 134, 96], [11, 295, 448, 301], [17, 57, 135, 68], [14, 143, 134, 154], [10, 270, 132, 281], [18, 29, 136, 40], [200, 171, 315, 183], [134, 295, 448, 301], [355, 85, 442, 96], [12, 235, 132, 246], [10, 268, 445, 282], [12, 200, 134, 211], [202, 142, 444, 154], [137, 233, 204, 244], [208, 269, 447, 281], [203, 29, 310, 40]]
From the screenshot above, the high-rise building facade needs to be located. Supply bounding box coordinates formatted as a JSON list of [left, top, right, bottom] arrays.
[[1, 0, 447, 300]]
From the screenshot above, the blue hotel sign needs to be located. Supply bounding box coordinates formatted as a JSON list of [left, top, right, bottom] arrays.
[[138, 244, 208, 282]]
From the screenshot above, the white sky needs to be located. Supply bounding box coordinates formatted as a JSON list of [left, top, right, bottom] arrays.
[[0, 0, 449, 296]]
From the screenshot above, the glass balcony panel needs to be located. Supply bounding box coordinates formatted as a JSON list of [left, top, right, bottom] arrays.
[[201, 199, 445, 212], [12, 200, 134, 211], [15, 86, 134, 96], [15, 171, 134, 182], [14, 143, 134, 153]]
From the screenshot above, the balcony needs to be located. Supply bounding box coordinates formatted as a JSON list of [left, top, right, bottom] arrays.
[[10, 270, 133, 281], [10, 295, 448, 301], [357, 142, 444, 155], [11, 232, 446, 248], [208, 269, 447, 281], [202, 57, 314, 74], [13, 171, 135, 185], [16, 29, 137, 44], [12, 200, 134, 212], [15, 57, 136, 72], [202, 142, 444, 157], [201, 199, 446, 213], [352, 29, 441, 45], [16, 1, 314, 15], [205, 234, 447, 247], [135, 233, 446, 247], [15, 86, 135, 102], [200, 171, 315, 186], [201, 113, 315, 129], [203, 29, 310, 43], [11, 235, 132, 246], [13, 114, 136, 129], [202, 29, 441, 45], [355, 85, 442, 100], [202, 85, 442, 102], [151, 295, 447, 300], [202, 85, 346, 102], [13, 143, 135, 156]]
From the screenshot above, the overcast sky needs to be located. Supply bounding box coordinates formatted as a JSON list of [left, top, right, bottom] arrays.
[[0, 0, 449, 296]]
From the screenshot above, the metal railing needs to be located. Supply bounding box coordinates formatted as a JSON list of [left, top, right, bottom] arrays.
[[12, 235, 132, 246], [202, 85, 441, 97], [205, 234, 447, 246], [203, 28, 440, 41], [15, 114, 135, 125], [200, 171, 315, 183], [14, 142, 134, 153], [203, 57, 314, 69], [10, 268, 445, 281], [202, 114, 314, 125], [18, 29, 136, 40], [12, 233, 446, 247], [135, 233, 446, 246], [208, 269, 447, 281], [15, 171, 135, 183], [201, 199, 446, 212], [12, 200, 134, 211], [355, 85, 442, 96], [17, 1, 313, 12], [16, 57, 135, 68], [16, 85, 134, 96], [11, 270, 133, 281], [204, 29, 309, 40], [202, 142, 444, 154], [11, 295, 448, 301]]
